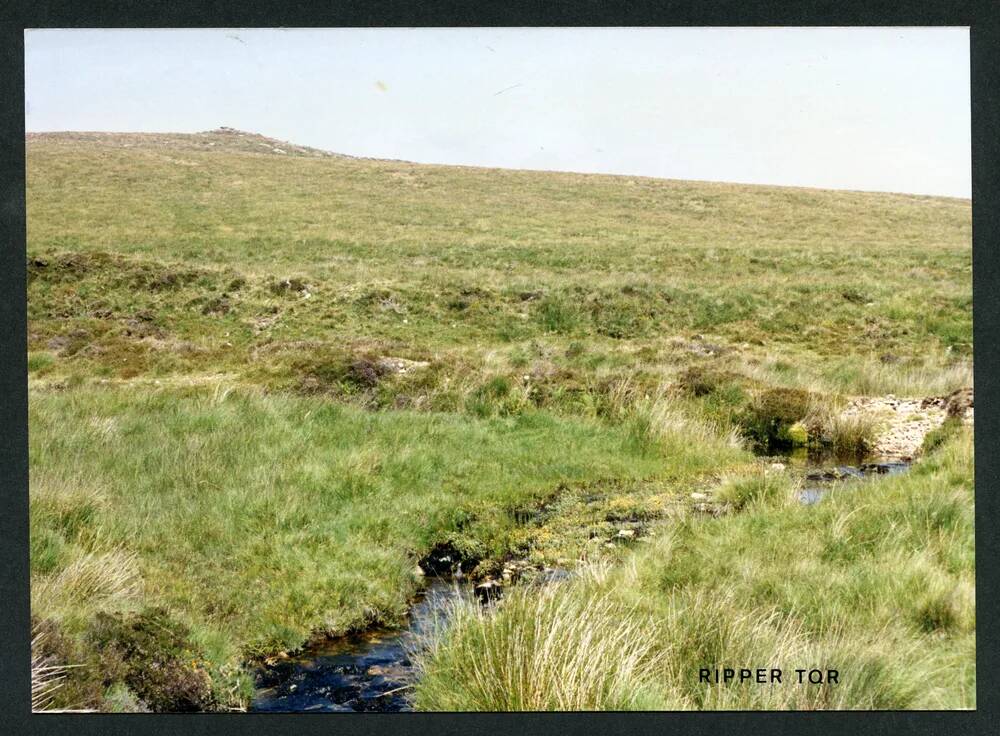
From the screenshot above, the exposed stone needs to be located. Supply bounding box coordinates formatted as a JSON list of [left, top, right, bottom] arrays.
[[839, 390, 973, 459], [376, 357, 430, 376], [474, 580, 503, 603]]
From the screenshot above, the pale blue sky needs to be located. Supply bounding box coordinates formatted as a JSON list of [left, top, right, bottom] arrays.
[[25, 27, 970, 197]]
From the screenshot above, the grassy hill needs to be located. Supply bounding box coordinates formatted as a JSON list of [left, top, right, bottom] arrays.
[[26, 130, 973, 711]]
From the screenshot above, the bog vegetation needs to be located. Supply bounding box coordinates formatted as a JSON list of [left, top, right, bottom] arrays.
[[26, 129, 973, 711]]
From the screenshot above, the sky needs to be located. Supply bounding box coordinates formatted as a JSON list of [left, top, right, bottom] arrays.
[[24, 27, 971, 198]]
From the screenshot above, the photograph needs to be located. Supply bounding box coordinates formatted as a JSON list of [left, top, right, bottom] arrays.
[[23, 26, 973, 713]]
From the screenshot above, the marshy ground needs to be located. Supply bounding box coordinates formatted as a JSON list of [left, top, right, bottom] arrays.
[[27, 129, 973, 711]]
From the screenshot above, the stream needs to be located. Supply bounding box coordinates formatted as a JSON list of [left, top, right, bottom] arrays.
[[764, 447, 911, 505], [250, 579, 461, 712], [249, 453, 911, 712]]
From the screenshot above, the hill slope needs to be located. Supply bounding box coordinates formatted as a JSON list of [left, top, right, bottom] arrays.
[[27, 130, 971, 396], [26, 131, 973, 712]]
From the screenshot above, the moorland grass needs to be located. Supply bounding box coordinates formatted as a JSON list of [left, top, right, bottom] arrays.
[[26, 130, 973, 710], [27, 131, 971, 401], [414, 429, 975, 710], [29, 382, 746, 708]]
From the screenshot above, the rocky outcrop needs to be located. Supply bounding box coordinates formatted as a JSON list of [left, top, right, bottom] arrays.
[[841, 388, 973, 460]]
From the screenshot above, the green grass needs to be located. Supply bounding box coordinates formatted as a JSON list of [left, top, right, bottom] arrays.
[[29, 382, 745, 708], [415, 429, 975, 710], [27, 131, 971, 400], [26, 130, 972, 711]]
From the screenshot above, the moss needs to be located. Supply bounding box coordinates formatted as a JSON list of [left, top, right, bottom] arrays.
[[784, 422, 810, 446]]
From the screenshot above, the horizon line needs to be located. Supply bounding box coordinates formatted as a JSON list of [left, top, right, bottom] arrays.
[[24, 127, 973, 202]]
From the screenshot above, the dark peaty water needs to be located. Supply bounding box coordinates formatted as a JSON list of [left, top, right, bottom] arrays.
[[796, 460, 911, 505], [250, 579, 462, 712]]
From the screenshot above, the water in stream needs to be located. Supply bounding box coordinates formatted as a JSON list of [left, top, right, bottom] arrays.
[[765, 448, 911, 505], [250, 579, 461, 712]]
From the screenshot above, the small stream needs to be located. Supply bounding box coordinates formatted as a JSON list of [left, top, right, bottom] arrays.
[[763, 446, 911, 505], [249, 452, 912, 712], [250, 579, 461, 712], [796, 461, 910, 504]]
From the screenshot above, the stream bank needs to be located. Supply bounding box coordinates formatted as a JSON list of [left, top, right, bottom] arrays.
[[248, 447, 918, 712]]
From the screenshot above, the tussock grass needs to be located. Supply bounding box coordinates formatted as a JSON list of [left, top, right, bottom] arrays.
[[416, 430, 975, 710], [32, 549, 141, 615], [805, 406, 883, 456], [31, 630, 69, 712], [714, 469, 796, 510], [414, 575, 664, 711], [824, 358, 974, 398], [596, 377, 744, 459]]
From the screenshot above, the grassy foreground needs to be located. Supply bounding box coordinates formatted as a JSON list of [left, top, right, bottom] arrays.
[[415, 428, 975, 710], [26, 129, 972, 711], [29, 383, 747, 709]]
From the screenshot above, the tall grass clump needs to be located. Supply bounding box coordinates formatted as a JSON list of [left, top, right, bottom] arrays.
[[599, 378, 744, 465], [714, 469, 795, 511], [824, 357, 973, 397], [31, 630, 69, 712], [804, 407, 882, 457], [413, 572, 666, 711], [32, 549, 141, 618]]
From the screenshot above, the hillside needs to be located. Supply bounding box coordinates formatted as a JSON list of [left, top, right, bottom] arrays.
[[26, 131, 973, 712], [27, 130, 971, 395], [26, 127, 350, 159]]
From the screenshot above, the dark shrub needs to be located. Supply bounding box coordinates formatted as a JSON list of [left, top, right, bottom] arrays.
[[347, 358, 389, 388], [737, 388, 814, 451], [675, 366, 735, 397], [841, 288, 870, 304], [269, 277, 307, 295], [85, 607, 214, 712], [293, 351, 389, 394], [201, 295, 231, 316], [32, 616, 106, 710]]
